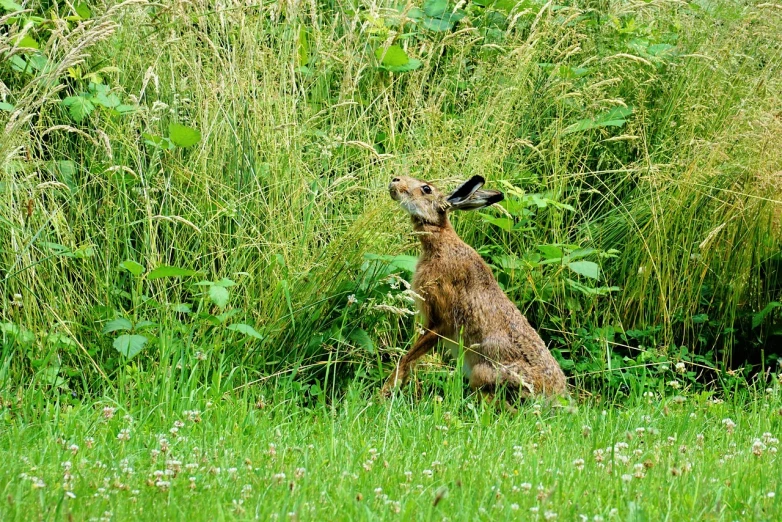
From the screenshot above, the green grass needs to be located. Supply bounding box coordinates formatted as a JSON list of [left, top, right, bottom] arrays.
[[1, 1, 782, 520], [1, 386, 781, 521]]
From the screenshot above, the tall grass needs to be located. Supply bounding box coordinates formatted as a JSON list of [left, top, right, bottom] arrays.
[[1, 0, 780, 395]]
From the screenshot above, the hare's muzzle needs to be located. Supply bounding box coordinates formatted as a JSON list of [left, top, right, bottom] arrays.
[[389, 177, 402, 201]]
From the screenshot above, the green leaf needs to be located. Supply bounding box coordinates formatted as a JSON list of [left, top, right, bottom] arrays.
[[422, 16, 454, 31], [481, 214, 514, 231], [364, 253, 418, 273], [375, 45, 410, 67], [0, 102, 13, 112], [349, 328, 375, 353], [214, 277, 236, 288], [103, 317, 133, 334], [12, 35, 39, 49], [74, 1, 92, 18], [113, 334, 148, 358], [209, 285, 230, 308], [227, 323, 264, 339], [563, 106, 634, 135], [0, 0, 24, 12], [752, 301, 781, 329], [168, 123, 201, 148], [388, 58, 422, 73], [538, 245, 563, 260], [62, 96, 95, 122], [115, 104, 138, 114], [93, 91, 121, 108], [297, 25, 309, 66], [423, 0, 448, 17], [568, 260, 600, 280], [119, 260, 144, 276], [147, 265, 196, 280]]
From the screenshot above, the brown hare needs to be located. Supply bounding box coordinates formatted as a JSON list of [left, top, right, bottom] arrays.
[[381, 175, 567, 404]]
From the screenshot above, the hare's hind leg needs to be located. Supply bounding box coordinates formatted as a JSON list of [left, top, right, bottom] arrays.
[[381, 328, 440, 397]]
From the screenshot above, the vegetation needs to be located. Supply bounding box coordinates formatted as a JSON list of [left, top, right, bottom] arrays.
[[1, 0, 781, 518]]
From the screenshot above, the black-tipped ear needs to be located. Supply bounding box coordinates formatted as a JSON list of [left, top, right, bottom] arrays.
[[448, 189, 504, 211], [446, 175, 485, 205]]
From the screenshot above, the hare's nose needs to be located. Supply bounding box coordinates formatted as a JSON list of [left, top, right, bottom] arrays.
[[391, 177, 400, 183]]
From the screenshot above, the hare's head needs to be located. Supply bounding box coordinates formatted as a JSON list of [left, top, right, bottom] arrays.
[[389, 175, 504, 226]]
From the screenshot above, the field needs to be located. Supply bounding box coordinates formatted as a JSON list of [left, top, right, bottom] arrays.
[[2, 388, 781, 520], [1, 0, 781, 520]]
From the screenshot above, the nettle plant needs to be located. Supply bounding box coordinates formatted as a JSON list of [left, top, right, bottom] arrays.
[[479, 180, 620, 300], [102, 261, 263, 365]]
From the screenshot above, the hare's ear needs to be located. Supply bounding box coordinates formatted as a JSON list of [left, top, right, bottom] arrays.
[[447, 176, 504, 211], [448, 189, 504, 211], [446, 175, 485, 205]]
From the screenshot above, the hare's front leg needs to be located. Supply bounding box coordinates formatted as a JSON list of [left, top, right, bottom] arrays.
[[381, 329, 439, 397]]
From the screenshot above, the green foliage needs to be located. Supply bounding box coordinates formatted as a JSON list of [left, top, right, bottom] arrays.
[[0, 0, 780, 398]]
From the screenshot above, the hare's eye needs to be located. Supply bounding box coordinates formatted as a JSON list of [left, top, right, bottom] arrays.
[[422, 185, 432, 195]]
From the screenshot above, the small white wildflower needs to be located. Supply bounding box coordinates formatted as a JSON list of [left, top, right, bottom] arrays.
[[573, 458, 585, 471], [117, 429, 131, 442], [675, 362, 686, 373], [102, 406, 116, 419]]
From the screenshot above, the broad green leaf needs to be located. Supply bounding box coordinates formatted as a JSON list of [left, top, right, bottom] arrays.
[[168, 123, 201, 148], [364, 253, 418, 273], [538, 245, 563, 260], [74, 1, 91, 18], [0, 0, 24, 12], [115, 104, 139, 114], [214, 277, 236, 288], [0, 102, 13, 112], [568, 260, 600, 280], [103, 317, 133, 334], [375, 45, 409, 67], [563, 106, 634, 135], [119, 260, 144, 276], [349, 328, 375, 353], [209, 285, 230, 308], [147, 265, 196, 280], [62, 96, 95, 122], [388, 58, 422, 73], [481, 214, 514, 231], [12, 35, 39, 49], [752, 301, 781, 329], [567, 248, 596, 261], [93, 91, 121, 108], [227, 323, 264, 339], [173, 303, 192, 313], [423, 0, 448, 17], [422, 16, 454, 31], [113, 334, 148, 358]]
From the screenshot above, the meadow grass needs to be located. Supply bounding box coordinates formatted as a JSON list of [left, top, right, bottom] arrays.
[[1, 1, 782, 520], [1, 384, 781, 521]]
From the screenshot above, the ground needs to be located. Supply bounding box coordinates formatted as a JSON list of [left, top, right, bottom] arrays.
[[1, 387, 780, 521]]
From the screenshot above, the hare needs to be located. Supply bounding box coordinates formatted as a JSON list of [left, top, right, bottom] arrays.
[[381, 175, 567, 404]]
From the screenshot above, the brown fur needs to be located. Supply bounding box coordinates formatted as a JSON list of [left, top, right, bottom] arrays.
[[381, 175, 567, 401]]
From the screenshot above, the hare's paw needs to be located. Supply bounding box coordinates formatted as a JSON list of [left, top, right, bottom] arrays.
[[380, 367, 407, 398]]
